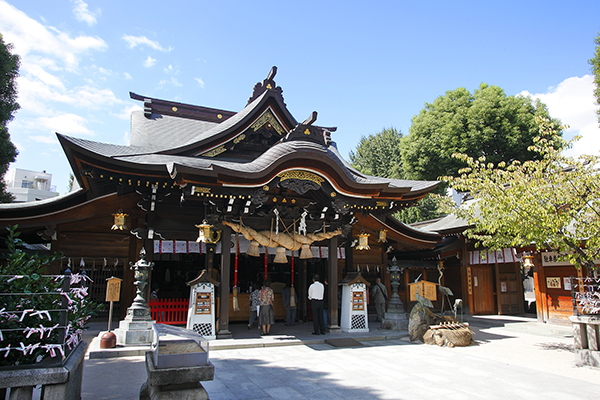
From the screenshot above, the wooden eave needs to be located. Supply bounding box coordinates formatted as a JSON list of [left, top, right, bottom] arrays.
[[355, 213, 442, 252], [130, 92, 237, 123]]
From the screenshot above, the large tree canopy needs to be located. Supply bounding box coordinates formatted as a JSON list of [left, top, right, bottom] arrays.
[[402, 83, 561, 182], [349, 127, 405, 179], [591, 30, 600, 124], [0, 34, 19, 203], [444, 117, 600, 271]]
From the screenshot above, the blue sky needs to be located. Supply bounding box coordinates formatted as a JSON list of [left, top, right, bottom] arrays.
[[1, 0, 599, 194]]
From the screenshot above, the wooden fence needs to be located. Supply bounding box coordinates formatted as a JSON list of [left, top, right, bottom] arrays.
[[149, 298, 189, 325]]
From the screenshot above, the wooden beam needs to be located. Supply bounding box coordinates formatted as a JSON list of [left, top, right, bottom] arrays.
[[217, 225, 232, 338]]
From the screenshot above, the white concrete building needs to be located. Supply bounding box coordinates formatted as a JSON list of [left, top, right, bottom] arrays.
[[4, 168, 59, 202]]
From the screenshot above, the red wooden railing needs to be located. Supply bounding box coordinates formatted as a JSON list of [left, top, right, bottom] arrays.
[[149, 298, 189, 325]]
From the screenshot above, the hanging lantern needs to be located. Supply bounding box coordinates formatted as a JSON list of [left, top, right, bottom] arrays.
[[247, 240, 260, 257], [112, 210, 128, 230], [377, 229, 388, 243], [195, 220, 222, 244], [274, 246, 288, 264], [522, 254, 534, 269], [356, 232, 370, 251], [299, 244, 313, 259]]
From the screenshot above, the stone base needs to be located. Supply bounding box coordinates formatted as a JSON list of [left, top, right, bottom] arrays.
[[0, 341, 86, 400], [575, 349, 600, 368], [380, 312, 409, 331], [326, 325, 342, 333], [140, 351, 214, 400], [114, 319, 154, 346]]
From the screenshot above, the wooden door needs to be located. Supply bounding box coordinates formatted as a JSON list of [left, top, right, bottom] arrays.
[[498, 272, 523, 314], [472, 266, 495, 314]]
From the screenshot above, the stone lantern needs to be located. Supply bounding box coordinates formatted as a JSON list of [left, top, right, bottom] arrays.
[[381, 257, 408, 331], [114, 247, 155, 346]]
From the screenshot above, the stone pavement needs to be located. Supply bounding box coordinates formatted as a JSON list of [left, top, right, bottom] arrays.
[[81, 316, 600, 400]]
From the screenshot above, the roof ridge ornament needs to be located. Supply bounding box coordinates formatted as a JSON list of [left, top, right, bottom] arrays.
[[283, 111, 336, 147], [247, 66, 284, 105]]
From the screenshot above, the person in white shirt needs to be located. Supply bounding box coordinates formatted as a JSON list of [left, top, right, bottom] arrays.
[[308, 275, 326, 335]]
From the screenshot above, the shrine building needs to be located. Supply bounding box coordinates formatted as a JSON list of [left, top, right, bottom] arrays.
[[0, 67, 444, 336]]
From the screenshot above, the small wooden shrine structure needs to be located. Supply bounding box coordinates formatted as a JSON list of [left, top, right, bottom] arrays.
[[0, 67, 442, 336]]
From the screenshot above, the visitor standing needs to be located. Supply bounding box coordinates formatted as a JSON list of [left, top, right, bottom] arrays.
[[248, 287, 260, 329], [259, 280, 274, 335], [308, 275, 326, 335]]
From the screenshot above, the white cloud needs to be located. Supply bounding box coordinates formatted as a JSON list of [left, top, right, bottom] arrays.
[[143, 56, 156, 68], [158, 77, 182, 88], [195, 78, 205, 88], [0, 1, 106, 71], [124, 72, 132, 80], [72, 0, 100, 27], [123, 34, 172, 52], [36, 113, 93, 136], [29, 135, 58, 144], [520, 75, 600, 157], [113, 104, 143, 120]]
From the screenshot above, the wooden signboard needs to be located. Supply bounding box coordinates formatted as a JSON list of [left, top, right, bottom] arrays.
[[105, 277, 122, 302], [195, 292, 212, 315], [408, 281, 437, 302], [352, 291, 365, 311]]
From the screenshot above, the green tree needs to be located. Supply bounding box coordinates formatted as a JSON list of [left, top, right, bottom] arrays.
[[0, 34, 20, 203], [349, 127, 405, 179], [443, 117, 600, 271], [402, 83, 561, 182], [349, 127, 449, 224], [590, 30, 600, 124]]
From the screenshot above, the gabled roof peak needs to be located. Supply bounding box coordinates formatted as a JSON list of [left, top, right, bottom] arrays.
[[247, 66, 285, 105]]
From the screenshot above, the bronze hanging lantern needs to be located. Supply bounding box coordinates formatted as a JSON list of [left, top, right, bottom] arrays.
[[356, 231, 370, 251], [377, 229, 388, 243], [522, 254, 534, 269], [111, 210, 128, 230], [195, 220, 222, 244]]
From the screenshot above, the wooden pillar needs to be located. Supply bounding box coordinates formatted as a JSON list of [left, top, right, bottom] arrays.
[[345, 238, 353, 276], [494, 260, 501, 315], [327, 236, 341, 331], [462, 242, 474, 315], [205, 243, 216, 280], [217, 225, 232, 338], [533, 253, 548, 322]]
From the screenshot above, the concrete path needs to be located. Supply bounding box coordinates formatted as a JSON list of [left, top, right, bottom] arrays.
[[81, 317, 600, 399]]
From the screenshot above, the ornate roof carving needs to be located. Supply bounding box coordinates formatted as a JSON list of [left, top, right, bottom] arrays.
[[247, 66, 285, 105]]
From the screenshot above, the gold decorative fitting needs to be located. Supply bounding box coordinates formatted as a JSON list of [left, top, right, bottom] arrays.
[[282, 198, 287, 203], [201, 145, 227, 158], [277, 171, 324, 186], [272, 197, 277, 202], [251, 109, 285, 135], [377, 229, 387, 243], [195, 220, 222, 244], [217, 114, 222, 119], [263, 185, 270, 191], [266, 83, 272, 89], [172, 107, 178, 112], [331, 192, 336, 197], [304, 128, 310, 135], [356, 232, 370, 251], [291, 199, 296, 204], [112, 210, 128, 231]]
